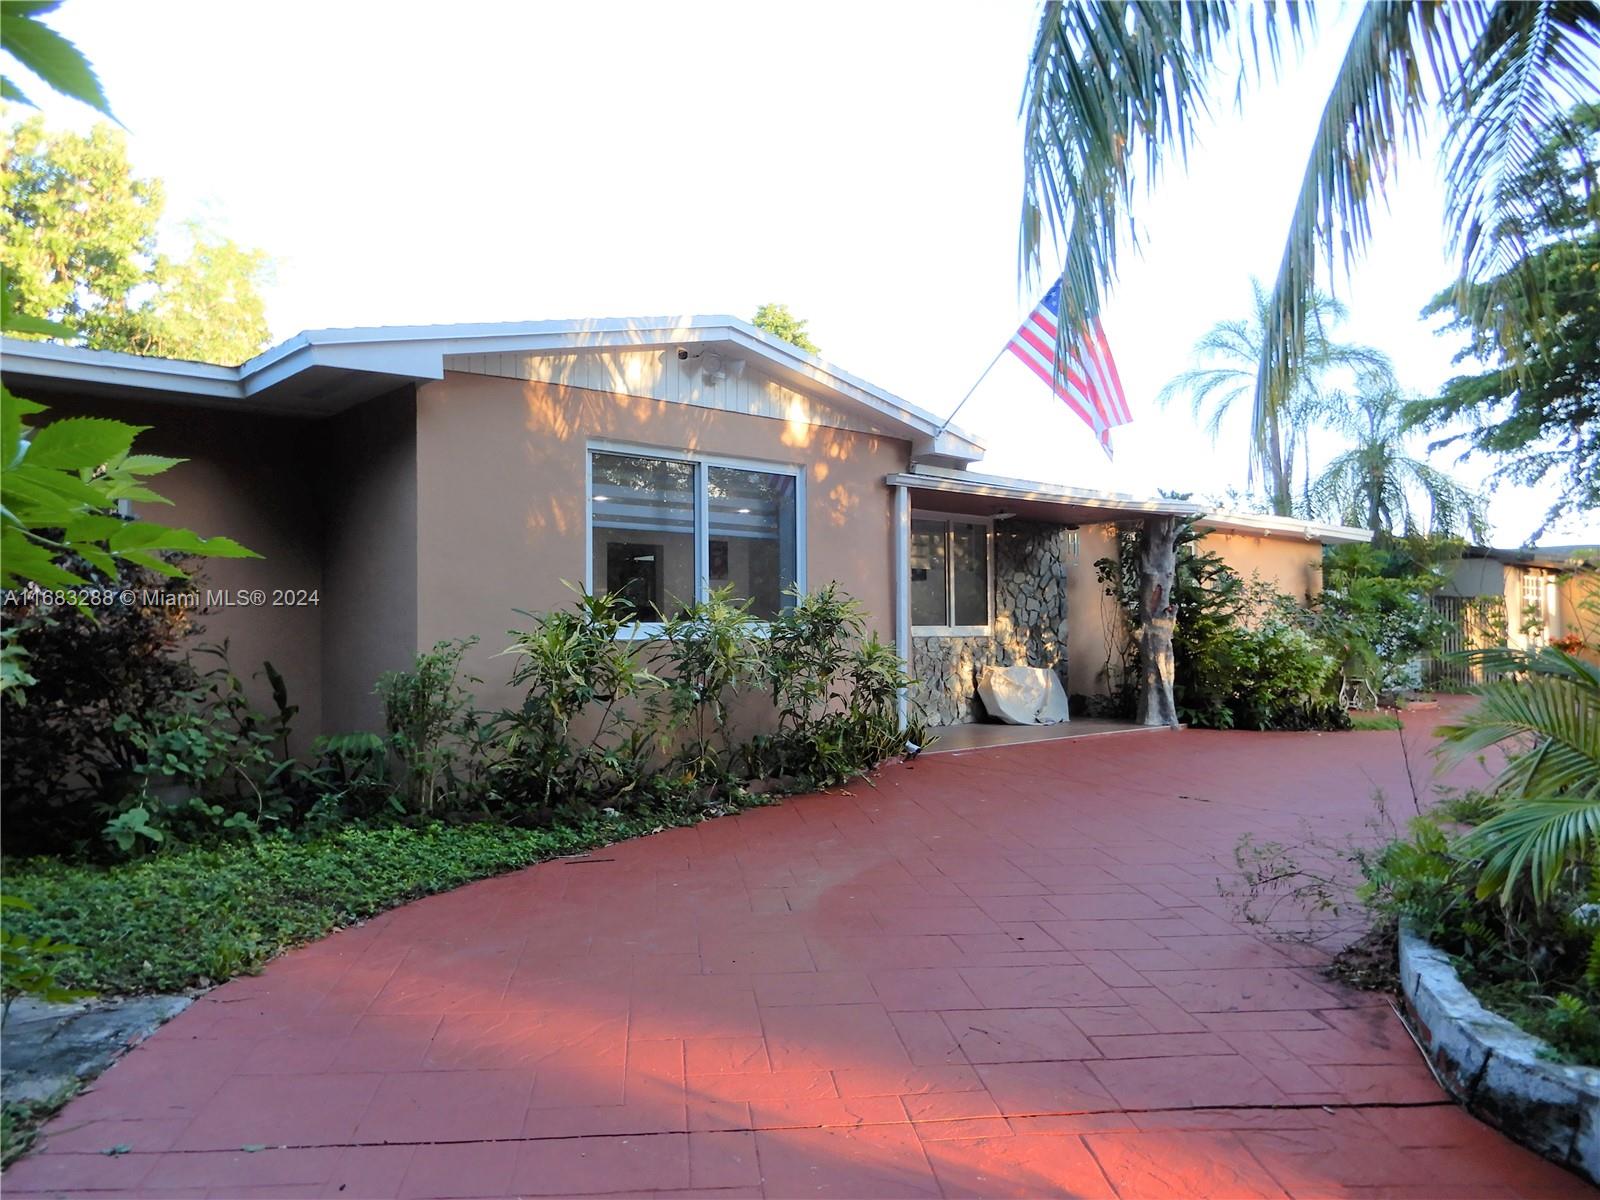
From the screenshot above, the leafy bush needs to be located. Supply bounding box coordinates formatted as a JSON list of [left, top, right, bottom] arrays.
[[0, 896, 90, 1019], [651, 586, 764, 786], [745, 586, 908, 785], [489, 589, 660, 819], [3, 583, 915, 869], [1309, 541, 1453, 696], [376, 638, 482, 816], [0, 566, 203, 857]]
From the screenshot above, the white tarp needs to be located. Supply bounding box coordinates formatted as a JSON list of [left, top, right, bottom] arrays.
[[977, 666, 1070, 726]]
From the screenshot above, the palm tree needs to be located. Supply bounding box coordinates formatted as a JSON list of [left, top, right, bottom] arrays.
[[1158, 280, 1389, 515], [1308, 374, 1488, 539], [1019, 2, 1600, 492]]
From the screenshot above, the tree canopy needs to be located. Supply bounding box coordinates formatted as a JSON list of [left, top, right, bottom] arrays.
[[1158, 279, 1388, 515], [1310, 373, 1488, 541], [1, 115, 272, 365], [1408, 104, 1600, 540], [750, 303, 819, 354]]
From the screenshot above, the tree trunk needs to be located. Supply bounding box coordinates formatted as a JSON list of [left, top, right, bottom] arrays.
[[1137, 515, 1180, 728], [1266, 409, 1293, 516]]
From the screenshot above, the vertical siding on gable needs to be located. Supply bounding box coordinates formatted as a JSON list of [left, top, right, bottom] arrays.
[[443, 349, 889, 438]]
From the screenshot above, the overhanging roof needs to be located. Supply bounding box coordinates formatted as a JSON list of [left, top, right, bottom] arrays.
[[1198, 512, 1373, 545], [1465, 545, 1594, 571], [889, 467, 1373, 545], [0, 317, 985, 466], [887, 466, 1205, 525]]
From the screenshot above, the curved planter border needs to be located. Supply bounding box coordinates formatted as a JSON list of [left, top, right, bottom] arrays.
[[1398, 920, 1600, 1184]]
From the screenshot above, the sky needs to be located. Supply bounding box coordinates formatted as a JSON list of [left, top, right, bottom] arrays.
[[21, 0, 1598, 547]]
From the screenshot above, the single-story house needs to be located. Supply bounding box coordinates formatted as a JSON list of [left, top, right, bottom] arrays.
[[1, 317, 1370, 736], [1430, 547, 1598, 684]]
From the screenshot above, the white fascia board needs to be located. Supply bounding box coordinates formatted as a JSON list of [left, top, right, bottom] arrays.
[[886, 468, 1206, 517], [1197, 512, 1373, 544], [4, 320, 990, 459], [1, 336, 243, 398], [239, 316, 987, 458]]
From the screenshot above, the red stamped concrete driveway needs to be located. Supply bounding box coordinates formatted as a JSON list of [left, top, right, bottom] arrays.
[[9, 707, 1589, 1198]]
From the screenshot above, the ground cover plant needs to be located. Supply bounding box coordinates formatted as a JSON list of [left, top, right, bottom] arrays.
[[1, 809, 737, 996]]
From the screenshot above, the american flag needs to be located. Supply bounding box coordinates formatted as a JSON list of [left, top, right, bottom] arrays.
[[1006, 281, 1132, 458]]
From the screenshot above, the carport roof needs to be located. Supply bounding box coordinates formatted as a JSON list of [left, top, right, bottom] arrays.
[[888, 465, 1373, 544], [887, 465, 1205, 526]]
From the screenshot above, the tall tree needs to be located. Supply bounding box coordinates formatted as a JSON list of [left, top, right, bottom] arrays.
[[1018, 2, 1600, 493], [750, 303, 819, 354], [1, 115, 272, 365], [1408, 104, 1600, 540], [1309, 373, 1489, 539], [1158, 280, 1388, 515]]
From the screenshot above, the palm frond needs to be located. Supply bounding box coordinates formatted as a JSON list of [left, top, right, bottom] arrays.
[[1443, 2, 1600, 294], [1439, 651, 1600, 903], [1464, 792, 1600, 903], [1256, 2, 1483, 481], [1021, 3, 1302, 365]]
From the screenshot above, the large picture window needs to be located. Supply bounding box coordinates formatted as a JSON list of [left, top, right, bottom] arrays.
[[910, 513, 991, 633], [590, 449, 800, 625]]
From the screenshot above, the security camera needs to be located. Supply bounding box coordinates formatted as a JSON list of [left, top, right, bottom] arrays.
[[677, 348, 689, 360]]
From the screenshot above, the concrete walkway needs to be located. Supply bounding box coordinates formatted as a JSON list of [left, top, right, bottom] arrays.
[[7, 706, 1588, 1198]]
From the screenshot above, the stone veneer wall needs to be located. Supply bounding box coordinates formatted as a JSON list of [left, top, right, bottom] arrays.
[[907, 520, 1073, 725]]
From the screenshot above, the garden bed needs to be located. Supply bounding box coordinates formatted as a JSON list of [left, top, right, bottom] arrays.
[[1400, 921, 1600, 1185]]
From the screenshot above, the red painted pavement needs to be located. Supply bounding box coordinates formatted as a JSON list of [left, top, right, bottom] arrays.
[[7, 701, 1588, 1198]]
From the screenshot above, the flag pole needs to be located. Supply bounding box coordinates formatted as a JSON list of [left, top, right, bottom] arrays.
[[932, 340, 1011, 439]]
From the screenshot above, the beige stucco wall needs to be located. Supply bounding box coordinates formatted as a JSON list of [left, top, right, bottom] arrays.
[[1199, 531, 1324, 604], [316, 391, 419, 733], [24, 394, 326, 744], [1065, 523, 1124, 698], [413, 372, 908, 714]]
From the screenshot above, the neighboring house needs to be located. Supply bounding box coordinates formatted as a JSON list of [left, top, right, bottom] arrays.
[[1432, 548, 1598, 684], [1, 318, 1369, 734]]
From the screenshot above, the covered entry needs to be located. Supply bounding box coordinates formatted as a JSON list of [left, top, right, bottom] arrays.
[[887, 467, 1200, 729]]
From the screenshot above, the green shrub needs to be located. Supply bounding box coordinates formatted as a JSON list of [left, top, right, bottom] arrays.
[[376, 637, 482, 816], [651, 585, 764, 786], [745, 587, 911, 787], [1309, 541, 1454, 697], [489, 589, 659, 818], [0, 564, 202, 857]]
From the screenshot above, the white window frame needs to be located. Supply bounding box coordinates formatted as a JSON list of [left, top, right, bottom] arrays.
[[909, 508, 994, 637], [585, 440, 807, 638]]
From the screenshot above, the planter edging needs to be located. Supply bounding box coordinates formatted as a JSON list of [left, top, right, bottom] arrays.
[[1398, 919, 1600, 1183]]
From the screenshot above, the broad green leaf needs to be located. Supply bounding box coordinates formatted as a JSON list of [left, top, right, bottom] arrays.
[[0, 4, 113, 117], [1, 463, 111, 511], [1, 75, 32, 106], [0, 529, 88, 590], [108, 523, 258, 559], [117, 454, 186, 476], [107, 549, 184, 577], [23, 418, 145, 470]]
